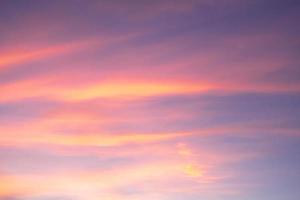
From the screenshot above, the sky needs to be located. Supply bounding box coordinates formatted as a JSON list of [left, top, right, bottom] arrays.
[[0, 0, 299, 200]]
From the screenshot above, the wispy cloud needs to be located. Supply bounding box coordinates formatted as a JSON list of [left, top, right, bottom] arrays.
[[0, 0, 299, 200]]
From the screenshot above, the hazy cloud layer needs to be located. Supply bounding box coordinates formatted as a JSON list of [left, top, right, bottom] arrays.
[[0, 0, 299, 200]]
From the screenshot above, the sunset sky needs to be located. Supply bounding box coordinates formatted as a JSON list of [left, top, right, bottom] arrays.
[[0, 0, 300, 200]]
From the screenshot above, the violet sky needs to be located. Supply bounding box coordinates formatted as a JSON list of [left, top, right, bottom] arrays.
[[0, 0, 300, 200]]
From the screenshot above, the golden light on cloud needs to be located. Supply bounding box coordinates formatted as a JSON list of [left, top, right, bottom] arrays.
[[183, 164, 203, 178], [176, 143, 204, 178], [0, 78, 213, 103], [63, 81, 213, 101], [0, 132, 193, 147]]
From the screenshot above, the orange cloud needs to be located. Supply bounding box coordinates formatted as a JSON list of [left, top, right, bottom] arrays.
[[0, 77, 214, 103], [0, 124, 193, 147], [61, 81, 212, 101], [0, 39, 102, 69]]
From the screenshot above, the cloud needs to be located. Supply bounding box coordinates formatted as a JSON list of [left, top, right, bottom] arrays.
[[0, 0, 299, 199], [0, 39, 99, 70]]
